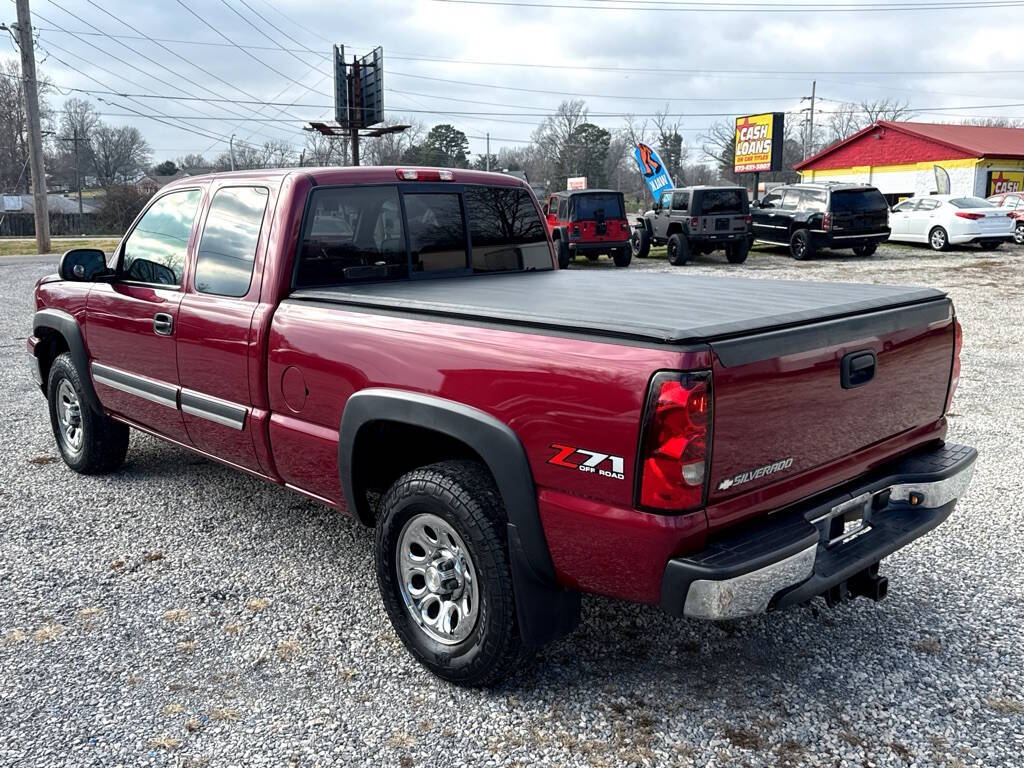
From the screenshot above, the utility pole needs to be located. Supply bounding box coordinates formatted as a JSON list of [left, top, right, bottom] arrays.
[[486, 133, 490, 171], [801, 80, 817, 159], [15, 0, 51, 254], [229, 134, 236, 171], [58, 127, 86, 233]]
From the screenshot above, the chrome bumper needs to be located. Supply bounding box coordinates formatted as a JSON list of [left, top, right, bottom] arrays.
[[662, 443, 977, 621]]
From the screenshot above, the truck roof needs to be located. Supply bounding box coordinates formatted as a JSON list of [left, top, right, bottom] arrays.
[[550, 189, 622, 197], [162, 166, 530, 190]]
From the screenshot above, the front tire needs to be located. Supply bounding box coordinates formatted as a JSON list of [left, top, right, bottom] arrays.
[[929, 226, 949, 251], [47, 353, 129, 474], [1015, 222, 1024, 246], [790, 229, 815, 260], [375, 460, 524, 687], [666, 233, 690, 266]]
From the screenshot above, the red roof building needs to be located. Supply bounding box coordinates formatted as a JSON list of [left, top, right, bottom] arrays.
[[795, 121, 1024, 201]]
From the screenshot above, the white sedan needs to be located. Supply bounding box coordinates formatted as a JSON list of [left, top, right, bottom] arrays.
[[888, 195, 1014, 251]]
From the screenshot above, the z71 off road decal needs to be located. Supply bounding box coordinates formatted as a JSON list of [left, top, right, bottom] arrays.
[[548, 443, 625, 480], [717, 457, 793, 491]]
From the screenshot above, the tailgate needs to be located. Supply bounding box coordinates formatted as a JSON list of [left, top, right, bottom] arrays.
[[707, 299, 954, 504], [574, 218, 630, 242], [832, 208, 889, 234]]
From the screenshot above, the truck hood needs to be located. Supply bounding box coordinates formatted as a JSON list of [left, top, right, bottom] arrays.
[[292, 271, 945, 349]]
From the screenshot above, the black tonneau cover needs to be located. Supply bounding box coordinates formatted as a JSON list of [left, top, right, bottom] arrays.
[[289, 271, 947, 348]]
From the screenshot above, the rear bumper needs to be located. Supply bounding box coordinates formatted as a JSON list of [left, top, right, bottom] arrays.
[[810, 230, 890, 249], [568, 239, 630, 254], [950, 231, 1013, 244], [660, 442, 977, 620]]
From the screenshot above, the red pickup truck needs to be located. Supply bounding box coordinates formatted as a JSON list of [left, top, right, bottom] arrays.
[[29, 167, 976, 687]]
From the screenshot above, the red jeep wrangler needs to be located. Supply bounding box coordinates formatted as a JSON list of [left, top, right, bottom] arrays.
[[30, 166, 975, 686], [545, 189, 631, 268]]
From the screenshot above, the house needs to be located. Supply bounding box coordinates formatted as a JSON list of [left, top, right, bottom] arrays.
[[794, 121, 1024, 201]]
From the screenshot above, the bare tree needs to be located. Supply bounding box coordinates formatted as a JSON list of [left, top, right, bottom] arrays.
[[859, 98, 916, 125], [52, 98, 99, 187], [1, 57, 53, 193], [532, 99, 589, 189], [364, 118, 423, 166], [176, 152, 209, 170], [825, 104, 862, 145], [91, 123, 151, 185], [652, 107, 687, 185]]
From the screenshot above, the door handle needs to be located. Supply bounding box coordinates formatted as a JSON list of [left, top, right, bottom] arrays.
[[153, 313, 174, 336]]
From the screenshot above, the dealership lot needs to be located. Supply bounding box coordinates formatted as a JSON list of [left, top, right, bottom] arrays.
[[1, 244, 1022, 767]]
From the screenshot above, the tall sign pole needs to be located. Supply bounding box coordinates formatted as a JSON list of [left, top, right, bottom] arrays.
[[15, 0, 51, 254]]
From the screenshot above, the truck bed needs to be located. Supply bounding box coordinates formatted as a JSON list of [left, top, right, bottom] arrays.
[[289, 271, 946, 347]]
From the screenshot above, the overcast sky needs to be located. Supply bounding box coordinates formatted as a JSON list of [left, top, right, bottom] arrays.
[[11, 0, 1024, 163]]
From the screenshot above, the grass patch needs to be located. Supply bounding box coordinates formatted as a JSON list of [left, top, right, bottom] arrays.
[[987, 697, 1024, 715], [912, 636, 942, 654], [0, 237, 120, 257]]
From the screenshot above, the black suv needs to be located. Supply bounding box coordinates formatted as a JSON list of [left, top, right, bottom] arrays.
[[631, 185, 752, 265], [751, 182, 890, 260]]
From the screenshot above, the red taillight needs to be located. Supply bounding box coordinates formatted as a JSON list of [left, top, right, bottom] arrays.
[[690, 217, 699, 228], [744, 214, 752, 224], [395, 168, 454, 181], [637, 372, 711, 512], [945, 318, 962, 413], [955, 211, 984, 220], [822, 212, 832, 231]]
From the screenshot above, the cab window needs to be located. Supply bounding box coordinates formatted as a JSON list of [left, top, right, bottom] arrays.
[[671, 192, 688, 212], [194, 186, 269, 297], [759, 191, 782, 209], [121, 189, 202, 286], [893, 199, 918, 212], [660, 192, 672, 210]]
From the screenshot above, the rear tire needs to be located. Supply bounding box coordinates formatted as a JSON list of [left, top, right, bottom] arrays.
[[1015, 222, 1023, 246], [790, 229, 815, 260], [630, 227, 651, 259], [725, 239, 750, 264], [978, 240, 1001, 251], [47, 353, 129, 474], [853, 243, 878, 257], [666, 233, 690, 266], [375, 460, 524, 687], [612, 247, 632, 268], [929, 226, 949, 251]]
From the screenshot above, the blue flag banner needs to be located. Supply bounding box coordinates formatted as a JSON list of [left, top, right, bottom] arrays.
[[632, 143, 674, 200]]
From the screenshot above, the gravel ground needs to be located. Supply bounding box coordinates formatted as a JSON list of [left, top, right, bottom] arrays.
[[1, 241, 1022, 767]]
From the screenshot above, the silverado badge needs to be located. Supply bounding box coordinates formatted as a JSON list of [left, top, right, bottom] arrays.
[[717, 457, 794, 491]]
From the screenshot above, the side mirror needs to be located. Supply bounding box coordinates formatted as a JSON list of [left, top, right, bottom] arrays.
[[59, 248, 109, 282]]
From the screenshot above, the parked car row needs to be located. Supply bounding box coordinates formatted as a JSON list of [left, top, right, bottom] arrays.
[[544, 181, 1019, 268]]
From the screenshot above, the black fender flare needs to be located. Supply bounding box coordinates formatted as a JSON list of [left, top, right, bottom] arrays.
[[32, 308, 102, 412], [338, 388, 580, 646]]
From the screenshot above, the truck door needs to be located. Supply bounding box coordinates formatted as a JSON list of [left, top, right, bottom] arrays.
[[655, 191, 672, 239], [175, 184, 272, 472], [85, 187, 204, 442]]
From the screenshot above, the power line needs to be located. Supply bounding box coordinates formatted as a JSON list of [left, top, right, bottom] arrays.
[[431, 0, 1024, 11], [77, 0, 310, 137]]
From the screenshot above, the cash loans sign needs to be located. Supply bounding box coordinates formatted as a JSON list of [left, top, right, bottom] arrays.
[[733, 113, 784, 174]]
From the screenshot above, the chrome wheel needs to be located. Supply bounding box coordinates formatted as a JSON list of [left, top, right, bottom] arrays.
[[930, 228, 947, 250], [1015, 224, 1023, 245], [56, 379, 84, 453], [396, 513, 479, 645]]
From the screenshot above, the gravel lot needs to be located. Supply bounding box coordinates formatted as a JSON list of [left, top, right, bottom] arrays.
[[1, 241, 1022, 767]]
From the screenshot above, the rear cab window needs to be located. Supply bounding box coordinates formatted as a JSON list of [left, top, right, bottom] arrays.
[[294, 183, 551, 288]]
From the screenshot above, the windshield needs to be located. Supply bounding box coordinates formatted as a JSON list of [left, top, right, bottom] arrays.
[[571, 193, 624, 220], [830, 189, 888, 213], [950, 197, 994, 209], [696, 188, 746, 215]]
